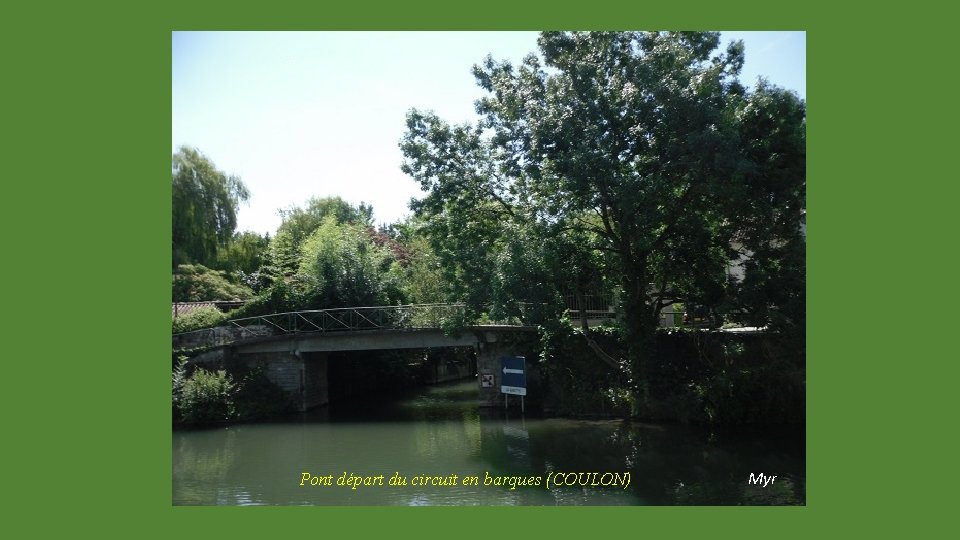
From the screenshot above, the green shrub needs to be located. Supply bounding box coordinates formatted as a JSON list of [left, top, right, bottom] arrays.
[[539, 322, 631, 417], [172, 306, 227, 333], [690, 362, 805, 424], [173, 263, 253, 302], [172, 357, 187, 422], [179, 368, 236, 425], [173, 362, 295, 425], [234, 364, 295, 420], [540, 323, 804, 424]]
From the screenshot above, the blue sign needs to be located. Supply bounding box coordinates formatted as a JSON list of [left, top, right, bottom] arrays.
[[500, 356, 526, 396]]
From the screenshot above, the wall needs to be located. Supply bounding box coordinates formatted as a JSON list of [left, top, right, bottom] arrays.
[[233, 351, 329, 412], [474, 331, 540, 408]]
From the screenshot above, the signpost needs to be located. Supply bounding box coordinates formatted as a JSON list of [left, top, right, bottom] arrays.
[[500, 356, 526, 413]]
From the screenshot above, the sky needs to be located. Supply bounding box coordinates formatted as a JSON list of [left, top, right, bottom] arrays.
[[172, 31, 806, 236]]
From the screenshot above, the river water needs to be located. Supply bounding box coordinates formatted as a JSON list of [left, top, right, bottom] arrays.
[[173, 380, 804, 505]]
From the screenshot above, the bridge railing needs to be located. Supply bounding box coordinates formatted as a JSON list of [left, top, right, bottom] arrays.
[[231, 303, 468, 333], [173, 303, 470, 350], [172, 301, 630, 350]]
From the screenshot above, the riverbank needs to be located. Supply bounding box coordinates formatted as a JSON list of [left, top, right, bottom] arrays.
[[539, 326, 805, 424]]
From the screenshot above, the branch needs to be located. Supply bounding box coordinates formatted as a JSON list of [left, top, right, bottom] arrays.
[[571, 214, 613, 239], [652, 257, 673, 320], [446, 155, 516, 219], [582, 332, 623, 370], [572, 286, 622, 370], [595, 192, 622, 246], [649, 181, 698, 252], [658, 299, 677, 310], [590, 244, 622, 254], [487, 188, 516, 218], [487, 172, 516, 218]]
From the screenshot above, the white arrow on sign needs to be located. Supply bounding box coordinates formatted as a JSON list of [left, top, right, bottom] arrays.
[[503, 367, 523, 374]]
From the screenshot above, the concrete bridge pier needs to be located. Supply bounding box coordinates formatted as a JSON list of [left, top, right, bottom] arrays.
[[238, 350, 329, 412], [476, 333, 522, 407]]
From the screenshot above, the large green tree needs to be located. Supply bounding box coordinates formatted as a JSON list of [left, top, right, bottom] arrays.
[[216, 231, 270, 274], [723, 81, 806, 334], [233, 199, 404, 318], [400, 31, 805, 406], [172, 146, 250, 267], [296, 216, 404, 308], [268, 196, 374, 276]]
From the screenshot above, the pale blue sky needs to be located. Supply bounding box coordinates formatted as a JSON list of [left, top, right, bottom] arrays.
[[172, 31, 805, 236]]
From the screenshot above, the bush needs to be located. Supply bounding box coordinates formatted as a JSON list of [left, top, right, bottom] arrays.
[[172, 306, 227, 333], [689, 361, 805, 424], [173, 264, 253, 302], [178, 368, 236, 425], [173, 357, 187, 422], [173, 361, 295, 425], [539, 322, 632, 417], [539, 323, 804, 424], [234, 364, 295, 420]]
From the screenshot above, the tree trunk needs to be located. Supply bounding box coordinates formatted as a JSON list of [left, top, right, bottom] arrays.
[[619, 252, 657, 414], [576, 287, 621, 370]]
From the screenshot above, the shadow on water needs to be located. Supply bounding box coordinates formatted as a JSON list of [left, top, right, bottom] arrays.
[[290, 377, 487, 423], [173, 379, 805, 505]]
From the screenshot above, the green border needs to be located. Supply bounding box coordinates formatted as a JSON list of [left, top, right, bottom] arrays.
[[10, 0, 922, 536]]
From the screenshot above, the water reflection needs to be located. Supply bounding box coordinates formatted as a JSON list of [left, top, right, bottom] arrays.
[[173, 380, 804, 505]]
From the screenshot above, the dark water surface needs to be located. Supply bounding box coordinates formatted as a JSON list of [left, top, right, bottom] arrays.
[[173, 380, 804, 505]]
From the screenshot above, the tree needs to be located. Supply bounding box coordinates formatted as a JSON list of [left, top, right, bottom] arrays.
[[216, 231, 270, 274], [233, 200, 406, 318], [724, 81, 806, 334], [390, 218, 447, 305], [172, 146, 250, 267], [276, 196, 373, 247], [400, 31, 805, 407], [172, 263, 253, 302], [296, 215, 404, 308], [267, 196, 374, 276]]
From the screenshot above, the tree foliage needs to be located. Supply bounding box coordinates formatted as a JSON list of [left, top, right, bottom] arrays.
[[172, 146, 250, 267], [400, 31, 805, 403], [171, 304, 227, 333], [296, 216, 405, 308], [172, 264, 253, 302], [177, 368, 236, 425], [267, 196, 373, 276], [216, 231, 270, 274], [232, 199, 405, 318], [724, 82, 807, 332]]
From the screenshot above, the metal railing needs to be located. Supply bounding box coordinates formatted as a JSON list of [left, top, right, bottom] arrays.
[[562, 294, 615, 313], [175, 298, 692, 350], [171, 298, 730, 350], [234, 303, 468, 333], [173, 303, 474, 350]]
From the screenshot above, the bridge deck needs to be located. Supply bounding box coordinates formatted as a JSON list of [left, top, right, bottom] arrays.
[[173, 303, 542, 351]]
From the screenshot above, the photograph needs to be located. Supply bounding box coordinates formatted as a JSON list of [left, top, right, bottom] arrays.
[[171, 30, 806, 506]]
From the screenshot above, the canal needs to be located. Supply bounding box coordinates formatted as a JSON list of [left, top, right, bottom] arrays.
[[173, 380, 805, 505]]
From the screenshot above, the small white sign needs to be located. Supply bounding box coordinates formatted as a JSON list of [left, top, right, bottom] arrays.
[[501, 385, 527, 396]]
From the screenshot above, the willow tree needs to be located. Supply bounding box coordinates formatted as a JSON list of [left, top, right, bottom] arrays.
[[172, 146, 250, 267], [401, 31, 805, 406]]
